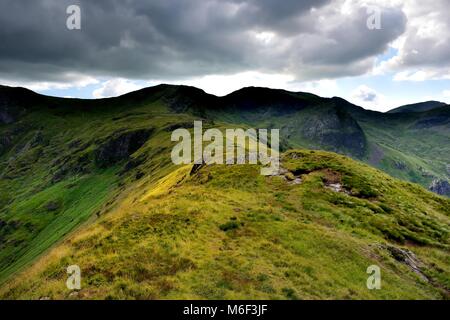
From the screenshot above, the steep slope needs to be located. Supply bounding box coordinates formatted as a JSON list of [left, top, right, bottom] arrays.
[[355, 106, 450, 192], [1, 150, 449, 299], [0, 88, 187, 282]]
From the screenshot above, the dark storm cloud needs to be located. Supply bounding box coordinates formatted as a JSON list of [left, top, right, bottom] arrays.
[[0, 0, 407, 84]]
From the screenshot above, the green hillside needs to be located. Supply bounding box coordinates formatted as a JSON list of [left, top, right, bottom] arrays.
[[1, 150, 449, 299], [0, 84, 449, 299]]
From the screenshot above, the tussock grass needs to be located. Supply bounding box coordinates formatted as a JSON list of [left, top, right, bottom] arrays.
[[1, 149, 448, 299]]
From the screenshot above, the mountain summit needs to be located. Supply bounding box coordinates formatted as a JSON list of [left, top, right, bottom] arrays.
[[387, 101, 448, 114]]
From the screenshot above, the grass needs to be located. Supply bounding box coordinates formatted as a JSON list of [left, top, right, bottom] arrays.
[[0, 150, 448, 299], [0, 168, 118, 283]]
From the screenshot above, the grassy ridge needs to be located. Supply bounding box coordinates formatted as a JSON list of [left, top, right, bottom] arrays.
[[1, 150, 448, 299]]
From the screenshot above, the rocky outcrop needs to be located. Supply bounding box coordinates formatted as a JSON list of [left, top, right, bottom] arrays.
[[383, 245, 427, 281], [0, 124, 30, 156], [190, 162, 205, 175], [51, 153, 91, 183], [419, 166, 433, 178], [429, 179, 450, 197], [300, 107, 367, 158], [394, 161, 407, 170], [94, 129, 153, 168]]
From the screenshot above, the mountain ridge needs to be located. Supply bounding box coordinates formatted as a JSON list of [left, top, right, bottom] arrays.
[[388, 101, 448, 114], [0, 85, 449, 298], [1, 84, 449, 197], [2, 83, 448, 118]]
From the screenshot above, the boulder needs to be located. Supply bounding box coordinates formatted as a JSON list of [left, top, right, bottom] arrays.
[[429, 179, 450, 197]]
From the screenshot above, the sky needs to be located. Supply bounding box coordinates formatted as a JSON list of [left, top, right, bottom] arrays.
[[0, 0, 449, 112]]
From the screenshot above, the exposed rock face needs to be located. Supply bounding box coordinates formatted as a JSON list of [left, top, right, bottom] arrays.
[[94, 129, 153, 168], [383, 245, 427, 281], [51, 153, 91, 183], [325, 183, 345, 193], [300, 107, 367, 158], [429, 179, 450, 197], [190, 162, 205, 175], [120, 154, 147, 174], [394, 161, 407, 170], [419, 166, 433, 178]]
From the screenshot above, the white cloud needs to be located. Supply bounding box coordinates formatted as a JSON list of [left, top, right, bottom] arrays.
[[292, 79, 339, 97], [391, 69, 450, 82], [164, 72, 296, 96], [393, 70, 430, 82], [376, 0, 450, 81], [347, 84, 434, 112], [92, 79, 145, 98], [349, 85, 388, 111], [442, 90, 450, 104], [0, 0, 407, 84], [158, 73, 340, 98], [0, 73, 99, 91]]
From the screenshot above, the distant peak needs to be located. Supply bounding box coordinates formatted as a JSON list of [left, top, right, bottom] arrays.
[[387, 101, 447, 114]]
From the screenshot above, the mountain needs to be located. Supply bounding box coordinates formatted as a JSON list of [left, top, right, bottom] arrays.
[[1, 84, 449, 194], [0, 84, 449, 299], [139, 86, 450, 194], [0, 85, 43, 124], [387, 101, 448, 114]]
